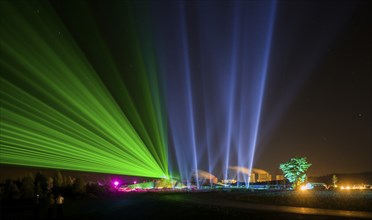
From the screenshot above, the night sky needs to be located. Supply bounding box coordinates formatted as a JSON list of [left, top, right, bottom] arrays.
[[1, 0, 371, 179], [253, 0, 371, 175]]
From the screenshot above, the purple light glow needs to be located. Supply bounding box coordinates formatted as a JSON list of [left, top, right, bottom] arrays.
[[114, 181, 119, 186], [158, 1, 277, 187]]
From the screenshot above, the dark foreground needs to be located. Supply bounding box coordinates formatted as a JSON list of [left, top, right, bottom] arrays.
[[2, 190, 372, 220]]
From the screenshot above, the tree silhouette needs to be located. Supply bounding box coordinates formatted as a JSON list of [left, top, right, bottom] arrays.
[[20, 174, 34, 199]]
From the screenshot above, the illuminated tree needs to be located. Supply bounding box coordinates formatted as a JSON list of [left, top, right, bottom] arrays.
[[279, 157, 312, 189], [332, 174, 338, 186], [54, 171, 64, 187]]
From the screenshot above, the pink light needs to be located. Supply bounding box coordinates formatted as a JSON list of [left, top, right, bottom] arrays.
[[114, 181, 119, 186], [134, 181, 137, 184]]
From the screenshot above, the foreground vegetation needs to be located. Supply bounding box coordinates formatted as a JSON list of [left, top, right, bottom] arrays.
[[1, 171, 371, 220], [216, 190, 372, 211], [2, 190, 371, 220], [0, 171, 115, 203]]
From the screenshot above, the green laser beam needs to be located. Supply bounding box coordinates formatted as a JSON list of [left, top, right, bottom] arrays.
[[0, 0, 168, 178]]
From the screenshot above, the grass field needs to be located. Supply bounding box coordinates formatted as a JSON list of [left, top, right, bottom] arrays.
[[222, 189, 372, 211], [1, 190, 371, 220]]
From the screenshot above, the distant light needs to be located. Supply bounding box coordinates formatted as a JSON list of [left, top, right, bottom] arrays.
[[114, 181, 119, 186], [300, 185, 307, 191], [134, 181, 137, 184], [346, 186, 351, 190]]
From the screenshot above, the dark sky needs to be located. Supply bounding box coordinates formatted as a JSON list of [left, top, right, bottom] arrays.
[[1, 0, 371, 179], [140, 0, 371, 176], [255, 0, 371, 175]]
